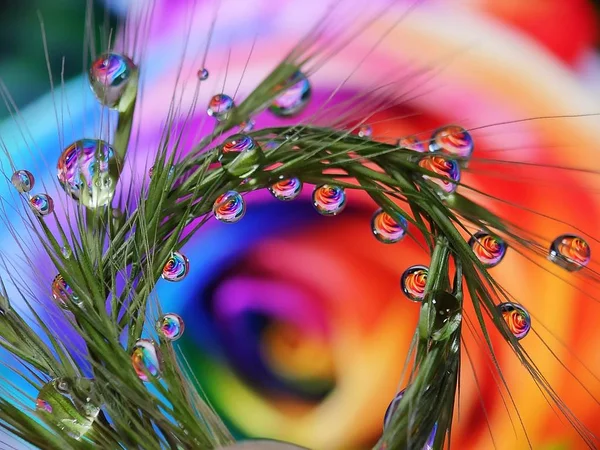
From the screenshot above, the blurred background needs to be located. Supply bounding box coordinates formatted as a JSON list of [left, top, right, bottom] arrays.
[[2, 0, 600, 449]]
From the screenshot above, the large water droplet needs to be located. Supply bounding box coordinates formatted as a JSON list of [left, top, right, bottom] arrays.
[[498, 302, 531, 340], [429, 125, 474, 160], [401, 265, 428, 302], [312, 185, 346, 216], [131, 339, 161, 381], [213, 191, 245, 223], [219, 134, 264, 178], [548, 234, 590, 272], [89, 53, 137, 111], [30, 194, 54, 217], [57, 139, 117, 208], [207, 94, 235, 121], [161, 252, 190, 282], [420, 291, 461, 341], [268, 177, 303, 201], [418, 155, 461, 194], [11, 170, 34, 193], [156, 313, 185, 341], [371, 208, 408, 244], [269, 71, 311, 117], [51, 274, 82, 310], [36, 377, 99, 440], [468, 231, 507, 268]]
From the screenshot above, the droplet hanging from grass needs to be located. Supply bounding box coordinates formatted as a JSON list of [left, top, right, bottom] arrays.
[[131, 339, 161, 382], [371, 208, 408, 244], [161, 252, 190, 282], [268, 177, 303, 201], [418, 156, 461, 194], [51, 274, 81, 309], [269, 71, 311, 117], [89, 53, 137, 110], [220, 134, 264, 178], [213, 191, 246, 223], [401, 265, 428, 302], [548, 234, 591, 272], [357, 124, 372, 138], [207, 94, 235, 121], [11, 170, 34, 193], [468, 231, 507, 268], [197, 68, 209, 81], [156, 313, 185, 341], [398, 135, 425, 153], [429, 125, 474, 160], [498, 302, 531, 340], [312, 185, 346, 216], [30, 194, 54, 217]]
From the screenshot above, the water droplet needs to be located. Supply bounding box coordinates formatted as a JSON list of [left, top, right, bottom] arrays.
[[161, 252, 190, 282], [89, 53, 137, 110], [357, 124, 372, 139], [268, 177, 303, 201], [57, 139, 116, 208], [240, 118, 255, 132], [429, 125, 474, 160], [401, 265, 428, 302], [30, 194, 54, 217], [36, 377, 99, 440], [213, 191, 245, 223], [131, 339, 161, 381], [548, 234, 591, 272], [468, 231, 507, 268], [398, 135, 425, 153], [149, 164, 174, 180], [11, 170, 35, 193], [219, 134, 264, 178], [418, 156, 461, 194], [156, 313, 185, 341], [197, 68, 209, 81], [270, 71, 311, 117], [312, 185, 346, 216], [383, 389, 438, 447], [52, 274, 81, 309], [61, 246, 72, 259], [207, 94, 235, 121], [371, 208, 408, 244], [498, 302, 531, 340], [420, 291, 462, 341]]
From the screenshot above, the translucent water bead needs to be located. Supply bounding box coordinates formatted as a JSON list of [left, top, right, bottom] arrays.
[[357, 124, 372, 139], [268, 177, 303, 201], [220, 134, 264, 178], [422, 291, 462, 342], [36, 377, 99, 440], [468, 231, 507, 268], [213, 191, 246, 223], [401, 265, 428, 302], [197, 68, 209, 81], [398, 135, 425, 153], [418, 156, 461, 194], [161, 252, 190, 282], [131, 339, 161, 381], [312, 185, 347, 216], [30, 194, 54, 217], [498, 302, 531, 340], [371, 208, 408, 244], [156, 313, 185, 341], [383, 389, 438, 449], [52, 274, 81, 309], [429, 125, 474, 160], [11, 170, 34, 193], [269, 71, 311, 117], [207, 94, 235, 121], [548, 234, 591, 272], [89, 53, 137, 110], [57, 139, 117, 208]]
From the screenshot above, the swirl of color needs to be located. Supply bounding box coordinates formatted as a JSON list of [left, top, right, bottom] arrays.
[[157, 313, 185, 341], [398, 135, 425, 153], [418, 156, 460, 194], [162, 252, 190, 282], [89, 53, 136, 109], [401, 265, 429, 302], [207, 94, 235, 121], [468, 231, 507, 268], [270, 71, 311, 117], [312, 185, 347, 216], [35, 398, 52, 414], [198, 68, 209, 81], [371, 208, 408, 244], [51, 274, 80, 309], [220, 134, 264, 178], [213, 191, 246, 223], [131, 339, 161, 381], [428, 125, 474, 160], [548, 234, 591, 272], [498, 302, 531, 340], [268, 177, 303, 201], [357, 124, 373, 139], [57, 139, 116, 208], [30, 193, 54, 217], [11, 170, 34, 193]]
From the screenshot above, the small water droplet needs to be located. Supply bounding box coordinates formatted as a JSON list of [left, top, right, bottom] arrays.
[[401, 265, 428, 302], [61, 246, 72, 259], [371, 208, 408, 243], [11, 170, 35, 193], [357, 124, 372, 139], [270, 71, 311, 117], [207, 94, 235, 121], [89, 53, 137, 110], [197, 68, 209, 81], [548, 234, 590, 272], [312, 185, 346, 216], [429, 125, 474, 160], [219, 134, 264, 178], [498, 302, 531, 340], [213, 191, 245, 223], [51, 274, 81, 309], [268, 177, 303, 201], [398, 135, 425, 153], [131, 339, 161, 381], [240, 118, 255, 132], [30, 194, 54, 217], [161, 252, 190, 282], [468, 231, 507, 268], [421, 291, 462, 341], [156, 313, 185, 341], [418, 156, 460, 194]]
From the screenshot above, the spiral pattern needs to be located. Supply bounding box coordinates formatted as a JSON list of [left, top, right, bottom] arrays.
[[30, 193, 54, 217], [429, 125, 474, 159], [418, 156, 461, 194], [207, 94, 235, 121], [312, 185, 347, 216], [11, 170, 34, 193], [549, 234, 591, 271], [371, 209, 408, 244], [498, 302, 531, 340], [268, 177, 303, 201], [270, 71, 311, 117], [468, 231, 507, 268], [213, 191, 246, 223], [89, 53, 136, 108], [401, 265, 428, 302], [398, 135, 425, 153], [51, 274, 80, 309], [162, 252, 190, 282], [131, 339, 161, 381], [157, 313, 185, 341]]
